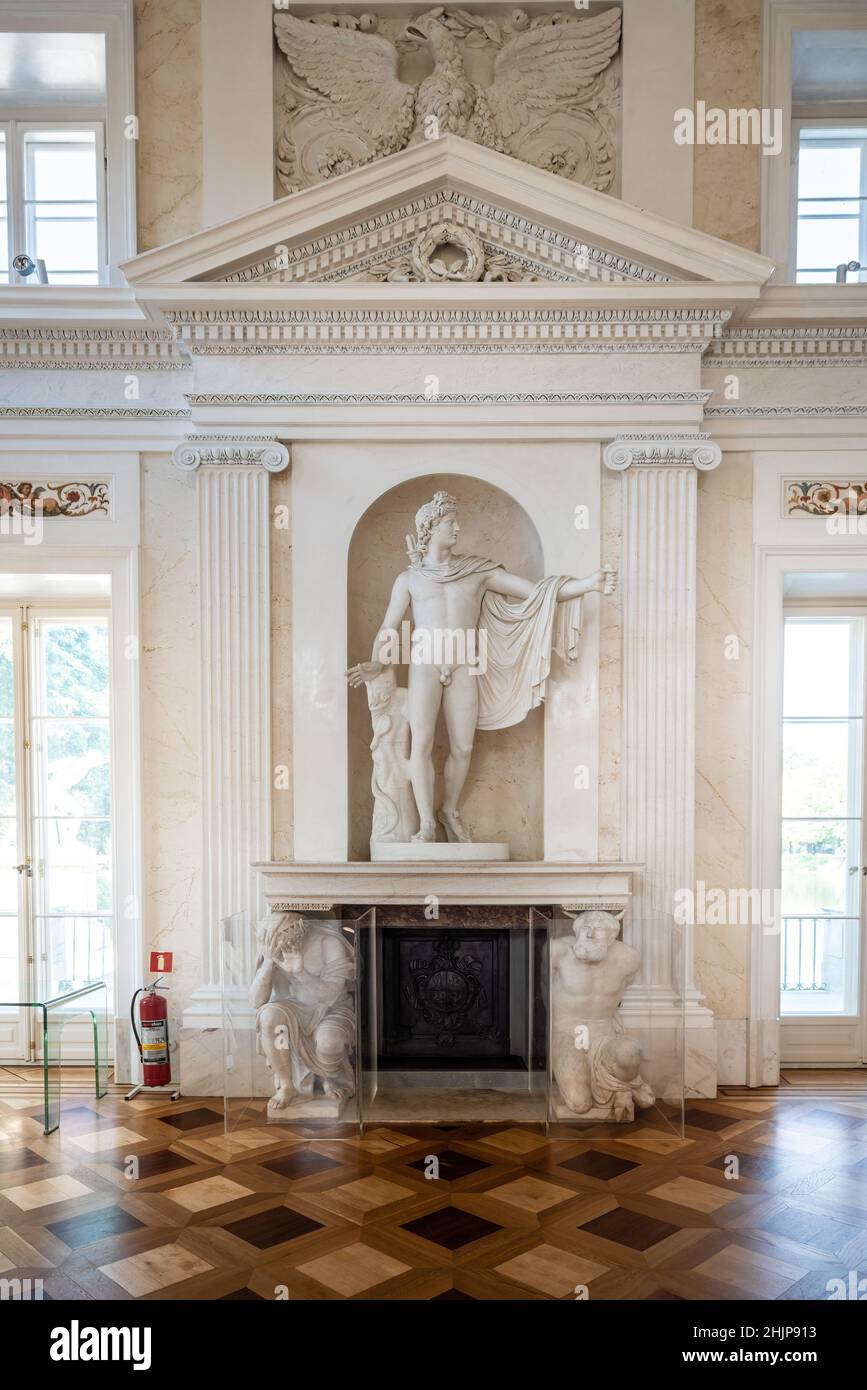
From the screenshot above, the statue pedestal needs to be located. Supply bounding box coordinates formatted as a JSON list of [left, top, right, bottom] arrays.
[[267, 1094, 347, 1121], [551, 1093, 635, 1123], [371, 841, 510, 862]]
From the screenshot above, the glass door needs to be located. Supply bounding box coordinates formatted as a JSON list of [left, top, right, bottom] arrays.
[[0, 604, 113, 1061], [0, 610, 28, 1059], [781, 612, 866, 1062]]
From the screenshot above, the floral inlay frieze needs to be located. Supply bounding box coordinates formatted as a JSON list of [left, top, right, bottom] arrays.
[[785, 481, 867, 517], [0, 481, 110, 517]]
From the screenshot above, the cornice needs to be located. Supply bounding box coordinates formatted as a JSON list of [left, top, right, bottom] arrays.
[[603, 433, 723, 471], [172, 434, 290, 472], [704, 325, 867, 366], [0, 406, 191, 420], [705, 404, 867, 419], [0, 326, 186, 371], [187, 391, 712, 408]]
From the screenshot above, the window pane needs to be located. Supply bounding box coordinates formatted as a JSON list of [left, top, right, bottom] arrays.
[[781, 817, 857, 916], [798, 143, 861, 199], [40, 271, 99, 285], [38, 620, 109, 717], [0, 131, 7, 285], [38, 914, 112, 997], [782, 720, 862, 818], [33, 720, 110, 818], [31, 215, 98, 275], [0, 921, 18, 998], [799, 198, 863, 217], [783, 620, 859, 717], [796, 270, 838, 283], [0, 617, 12, 717], [797, 214, 861, 270], [0, 721, 15, 816], [27, 140, 97, 202], [781, 915, 855, 1012], [0, 818, 18, 914], [37, 818, 112, 915], [23, 131, 99, 280]]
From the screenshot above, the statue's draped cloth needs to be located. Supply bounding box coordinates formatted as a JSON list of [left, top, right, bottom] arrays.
[[413, 557, 583, 730]]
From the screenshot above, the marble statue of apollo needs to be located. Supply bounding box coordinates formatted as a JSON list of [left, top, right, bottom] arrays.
[[347, 490, 615, 844]]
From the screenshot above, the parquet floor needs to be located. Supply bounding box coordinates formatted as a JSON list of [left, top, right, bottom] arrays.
[[1, 1069, 866, 1301]]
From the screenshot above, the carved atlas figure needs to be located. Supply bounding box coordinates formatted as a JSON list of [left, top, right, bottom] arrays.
[[250, 913, 356, 1118], [347, 490, 615, 846], [551, 910, 655, 1122], [275, 6, 621, 190]]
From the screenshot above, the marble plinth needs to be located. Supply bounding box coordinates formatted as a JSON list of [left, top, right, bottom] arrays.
[[371, 841, 510, 862], [552, 1097, 633, 1122], [368, 1086, 542, 1123], [267, 1094, 347, 1120]]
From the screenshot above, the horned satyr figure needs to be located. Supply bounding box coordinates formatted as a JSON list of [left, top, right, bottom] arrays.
[[550, 910, 655, 1122]]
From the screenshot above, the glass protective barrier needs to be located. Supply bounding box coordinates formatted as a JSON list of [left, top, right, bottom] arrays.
[[539, 906, 684, 1139], [354, 909, 546, 1126], [0, 981, 108, 1133], [221, 908, 372, 1139]]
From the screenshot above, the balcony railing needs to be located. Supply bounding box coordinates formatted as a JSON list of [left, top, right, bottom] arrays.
[[782, 914, 842, 992]]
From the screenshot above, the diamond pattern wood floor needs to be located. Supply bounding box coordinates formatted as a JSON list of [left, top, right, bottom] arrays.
[[1, 1075, 866, 1301]]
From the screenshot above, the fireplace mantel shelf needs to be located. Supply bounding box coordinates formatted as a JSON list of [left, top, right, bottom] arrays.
[[254, 861, 639, 910]]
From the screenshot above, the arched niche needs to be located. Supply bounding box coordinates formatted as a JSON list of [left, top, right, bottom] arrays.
[[347, 472, 544, 860]]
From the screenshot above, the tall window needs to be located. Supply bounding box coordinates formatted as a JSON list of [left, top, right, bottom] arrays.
[[0, 616, 17, 1001], [781, 615, 863, 1016], [0, 130, 8, 285], [0, 121, 104, 284], [794, 124, 867, 283], [0, 607, 113, 1060]]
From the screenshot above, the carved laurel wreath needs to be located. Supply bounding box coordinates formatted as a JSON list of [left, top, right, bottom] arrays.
[[410, 223, 485, 282]]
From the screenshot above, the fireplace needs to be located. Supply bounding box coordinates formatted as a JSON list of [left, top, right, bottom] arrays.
[[379, 927, 519, 1066], [353, 905, 550, 1119]]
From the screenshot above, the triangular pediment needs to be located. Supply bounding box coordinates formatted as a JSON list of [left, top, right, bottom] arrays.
[[121, 136, 773, 292]]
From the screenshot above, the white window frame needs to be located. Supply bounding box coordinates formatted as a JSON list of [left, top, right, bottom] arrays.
[[0, 118, 107, 284], [0, 599, 115, 1060], [791, 120, 867, 283], [754, 547, 867, 1072], [780, 605, 865, 1021], [0, 451, 142, 1081], [0, 0, 136, 281], [762, 0, 867, 280]]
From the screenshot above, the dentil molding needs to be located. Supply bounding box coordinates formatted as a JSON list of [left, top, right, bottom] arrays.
[[167, 306, 725, 355], [603, 433, 723, 471], [172, 435, 291, 472]]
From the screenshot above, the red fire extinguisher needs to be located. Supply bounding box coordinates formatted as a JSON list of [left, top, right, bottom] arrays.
[[130, 978, 171, 1087]]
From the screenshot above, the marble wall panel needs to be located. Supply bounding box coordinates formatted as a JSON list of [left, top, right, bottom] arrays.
[[135, 0, 203, 251], [694, 452, 753, 1023], [693, 0, 763, 252], [271, 468, 293, 860], [598, 462, 622, 861], [140, 453, 202, 1020]]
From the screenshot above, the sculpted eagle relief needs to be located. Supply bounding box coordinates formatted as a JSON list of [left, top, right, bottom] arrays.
[[274, 6, 621, 193]]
